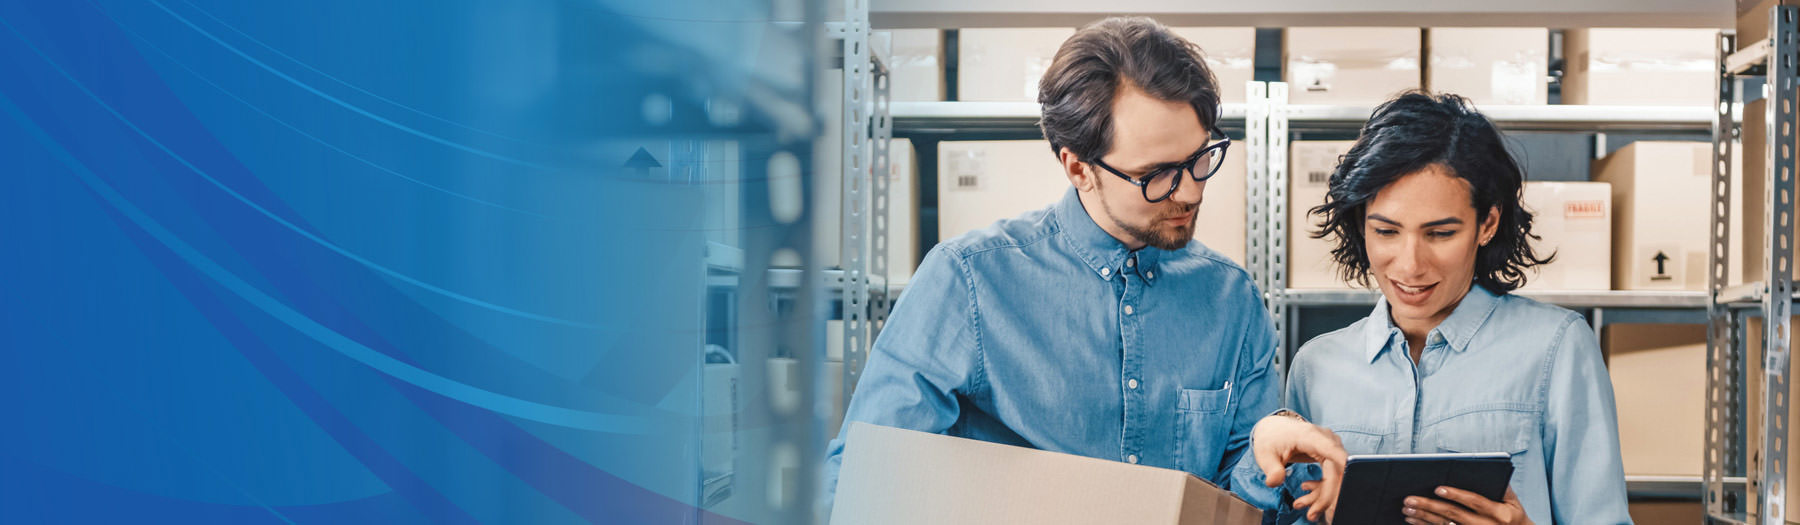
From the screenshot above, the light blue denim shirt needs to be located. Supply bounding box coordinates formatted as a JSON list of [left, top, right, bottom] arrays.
[[824, 188, 1296, 509], [1286, 285, 1631, 524]]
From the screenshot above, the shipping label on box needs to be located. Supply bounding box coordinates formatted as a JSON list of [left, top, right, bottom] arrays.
[[831, 423, 1263, 525]]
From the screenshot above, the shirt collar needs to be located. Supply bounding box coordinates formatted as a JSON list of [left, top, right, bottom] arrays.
[[1359, 283, 1502, 363], [1052, 188, 1166, 284]]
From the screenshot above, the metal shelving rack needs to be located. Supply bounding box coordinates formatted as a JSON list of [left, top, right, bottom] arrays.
[[824, 0, 893, 420], [1707, 7, 1795, 523]]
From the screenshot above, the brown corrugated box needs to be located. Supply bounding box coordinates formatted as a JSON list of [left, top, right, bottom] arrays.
[[830, 423, 1263, 525], [1561, 29, 1716, 106], [1426, 28, 1549, 106], [1604, 323, 1706, 477], [1284, 27, 1422, 105], [1737, 0, 1800, 50], [1591, 142, 1742, 290]]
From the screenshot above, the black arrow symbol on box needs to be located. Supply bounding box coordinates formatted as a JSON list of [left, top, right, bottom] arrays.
[[623, 147, 662, 177], [1652, 251, 1670, 276]]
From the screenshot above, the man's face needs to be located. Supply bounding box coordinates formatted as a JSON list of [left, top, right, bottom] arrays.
[[1070, 83, 1211, 251]]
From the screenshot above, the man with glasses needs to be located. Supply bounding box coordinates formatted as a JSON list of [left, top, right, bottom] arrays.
[[825, 17, 1345, 521]]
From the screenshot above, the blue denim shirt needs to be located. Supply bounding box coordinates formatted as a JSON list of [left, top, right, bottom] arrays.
[[824, 188, 1293, 508], [1286, 285, 1631, 524]]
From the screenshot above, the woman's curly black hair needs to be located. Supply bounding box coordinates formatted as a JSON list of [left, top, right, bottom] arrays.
[[1308, 91, 1551, 293]]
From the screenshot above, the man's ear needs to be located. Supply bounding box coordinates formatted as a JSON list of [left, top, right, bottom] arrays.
[[1059, 147, 1094, 192]]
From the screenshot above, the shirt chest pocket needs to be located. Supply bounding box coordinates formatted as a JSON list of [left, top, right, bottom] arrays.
[[1429, 411, 1533, 486], [1174, 385, 1233, 477]]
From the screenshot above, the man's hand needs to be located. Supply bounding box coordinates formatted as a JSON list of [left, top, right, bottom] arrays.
[[1402, 486, 1532, 525], [1251, 414, 1347, 523]]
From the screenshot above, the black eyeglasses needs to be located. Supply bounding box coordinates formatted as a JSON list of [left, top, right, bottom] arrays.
[[1089, 137, 1232, 203]]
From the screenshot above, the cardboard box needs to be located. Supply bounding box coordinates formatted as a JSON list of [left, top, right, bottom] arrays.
[[938, 140, 1249, 265], [1740, 316, 1800, 521], [887, 30, 944, 102], [1518, 182, 1611, 291], [1561, 29, 1716, 106], [1593, 141, 1745, 290], [830, 423, 1262, 525], [1604, 323, 1705, 476], [1736, 0, 1799, 50], [1170, 27, 1257, 104], [1284, 27, 1422, 105], [1629, 500, 1705, 525], [956, 28, 1076, 102], [1426, 28, 1548, 106], [887, 138, 920, 284], [938, 140, 1070, 241], [1288, 140, 1358, 289]]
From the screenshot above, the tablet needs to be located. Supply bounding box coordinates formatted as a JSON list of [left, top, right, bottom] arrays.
[[1330, 452, 1514, 525]]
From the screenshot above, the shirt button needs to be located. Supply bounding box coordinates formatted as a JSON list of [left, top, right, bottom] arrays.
[[1127, 257, 1137, 268], [1126, 454, 1139, 464], [1100, 267, 1112, 279], [1123, 305, 1134, 315], [1127, 378, 1139, 390], [1146, 270, 1155, 279]]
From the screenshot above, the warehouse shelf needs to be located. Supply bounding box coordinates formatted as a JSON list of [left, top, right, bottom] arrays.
[[892, 101, 1248, 135], [1284, 103, 1721, 132], [1627, 475, 1745, 501], [1282, 288, 1710, 309]]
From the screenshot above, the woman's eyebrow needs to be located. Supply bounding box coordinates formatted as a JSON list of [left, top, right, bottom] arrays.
[[1366, 214, 1463, 227]]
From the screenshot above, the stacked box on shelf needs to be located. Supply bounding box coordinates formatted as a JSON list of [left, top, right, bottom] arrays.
[[1604, 323, 1706, 478], [956, 28, 1076, 102], [1169, 27, 1257, 104], [1288, 140, 1359, 289], [1561, 29, 1717, 106], [1284, 27, 1422, 105], [1594, 141, 1746, 290], [1289, 140, 1612, 291], [888, 138, 920, 285], [1736, 0, 1799, 51], [1517, 182, 1611, 291], [888, 29, 945, 102], [1425, 28, 1549, 106], [938, 139, 1249, 266]]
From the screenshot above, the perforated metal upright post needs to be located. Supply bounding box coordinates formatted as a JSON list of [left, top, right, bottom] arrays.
[[830, 0, 872, 410], [1708, 29, 1747, 522], [1245, 81, 1270, 295], [1267, 82, 1292, 368], [868, 39, 893, 345], [1758, 8, 1796, 523]]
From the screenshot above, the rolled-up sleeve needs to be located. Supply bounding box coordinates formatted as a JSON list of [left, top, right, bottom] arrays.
[[1542, 317, 1631, 524], [822, 246, 985, 502]]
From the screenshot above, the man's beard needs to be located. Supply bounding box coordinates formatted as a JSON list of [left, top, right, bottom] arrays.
[[1102, 198, 1198, 251]]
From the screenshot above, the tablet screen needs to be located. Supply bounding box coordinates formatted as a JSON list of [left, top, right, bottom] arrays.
[[1330, 453, 1514, 525]]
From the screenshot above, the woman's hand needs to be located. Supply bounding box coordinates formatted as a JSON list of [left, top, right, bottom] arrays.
[[1402, 486, 1532, 525]]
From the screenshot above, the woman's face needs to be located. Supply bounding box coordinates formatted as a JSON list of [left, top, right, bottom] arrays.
[[1362, 164, 1498, 333]]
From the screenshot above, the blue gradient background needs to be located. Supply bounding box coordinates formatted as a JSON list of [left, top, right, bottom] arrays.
[[0, 0, 819, 522]]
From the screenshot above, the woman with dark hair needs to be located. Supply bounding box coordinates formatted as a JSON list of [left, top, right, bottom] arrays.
[[1284, 92, 1630, 524]]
